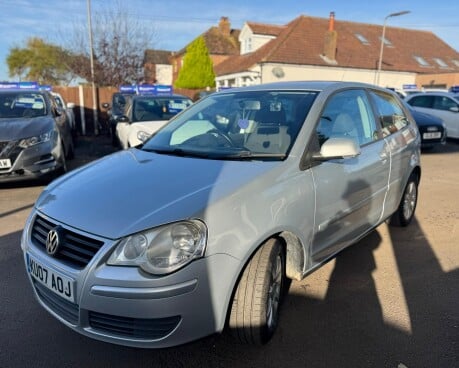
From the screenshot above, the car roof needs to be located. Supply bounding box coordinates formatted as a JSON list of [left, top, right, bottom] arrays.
[[406, 91, 459, 100], [132, 94, 191, 100], [216, 81, 391, 94]]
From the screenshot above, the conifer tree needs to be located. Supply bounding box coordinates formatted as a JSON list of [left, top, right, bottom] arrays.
[[175, 36, 215, 89]]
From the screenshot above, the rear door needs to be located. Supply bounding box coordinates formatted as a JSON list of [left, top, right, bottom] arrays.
[[369, 90, 419, 218], [310, 88, 391, 262]]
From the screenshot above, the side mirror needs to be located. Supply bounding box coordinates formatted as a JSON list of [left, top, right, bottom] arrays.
[[53, 106, 64, 117], [116, 115, 130, 123], [67, 102, 76, 109], [449, 106, 459, 113], [313, 137, 360, 161]]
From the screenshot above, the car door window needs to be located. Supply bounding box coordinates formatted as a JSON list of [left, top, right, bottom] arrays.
[[433, 96, 458, 111], [370, 90, 410, 137], [408, 95, 434, 108], [316, 89, 378, 147]]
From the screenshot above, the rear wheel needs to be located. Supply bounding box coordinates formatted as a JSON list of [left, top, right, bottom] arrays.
[[228, 238, 285, 345], [390, 173, 418, 227]]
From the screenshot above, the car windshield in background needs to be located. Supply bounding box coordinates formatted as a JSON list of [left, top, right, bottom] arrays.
[[133, 96, 192, 122], [0, 92, 47, 119], [142, 90, 318, 160]]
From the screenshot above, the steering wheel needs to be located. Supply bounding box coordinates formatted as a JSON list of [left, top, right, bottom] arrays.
[[207, 129, 234, 147]]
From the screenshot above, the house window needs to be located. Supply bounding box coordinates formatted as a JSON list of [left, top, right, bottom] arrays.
[[451, 59, 459, 67], [244, 38, 252, 53], [413, 55, 430, 67], [355, 33, 370, 45], [433, 58, 448, 68]]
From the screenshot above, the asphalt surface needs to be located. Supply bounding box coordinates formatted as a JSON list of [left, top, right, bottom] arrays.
[[0, 135, 458, 368]]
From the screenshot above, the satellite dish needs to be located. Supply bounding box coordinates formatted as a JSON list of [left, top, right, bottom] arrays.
[[272, 67, 285, 78]]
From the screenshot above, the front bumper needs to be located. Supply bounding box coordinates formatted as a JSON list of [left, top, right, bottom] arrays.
[[22, 212, 240, 348], [0, 139, 64, 182]]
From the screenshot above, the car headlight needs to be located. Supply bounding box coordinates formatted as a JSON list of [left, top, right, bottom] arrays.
[[137, 130, 151, 142], [19, 130, 53, 148], [107, 220, 207, 275]]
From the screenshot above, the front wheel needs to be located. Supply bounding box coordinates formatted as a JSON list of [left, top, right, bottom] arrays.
[[228, 238, 286, 345], [390, 173, 419, 227]]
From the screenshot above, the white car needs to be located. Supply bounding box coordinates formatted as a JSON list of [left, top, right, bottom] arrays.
[[115, 94, 192, 149], [406, 92, 459, 138]]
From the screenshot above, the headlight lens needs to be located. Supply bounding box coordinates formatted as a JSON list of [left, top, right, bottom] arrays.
[[137, 130, 150, 142], [107, 220, 207, 275], [19, 130, 53, 148]]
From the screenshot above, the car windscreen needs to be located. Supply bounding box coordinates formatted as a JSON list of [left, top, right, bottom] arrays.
[[142, 90, 318, 160], [133, 96, 192, 122], [0, 92, 47, 119]]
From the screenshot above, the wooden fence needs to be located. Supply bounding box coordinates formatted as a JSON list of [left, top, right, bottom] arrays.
[[53, 86, 200, 135]]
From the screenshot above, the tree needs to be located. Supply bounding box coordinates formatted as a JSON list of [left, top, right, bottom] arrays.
[[63, 1, 157, 87], [174, 36, 216, 89], [7, 38, 72, 84]]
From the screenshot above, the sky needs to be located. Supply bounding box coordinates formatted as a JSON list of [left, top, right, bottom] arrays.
[[1, 0, 458, 83]]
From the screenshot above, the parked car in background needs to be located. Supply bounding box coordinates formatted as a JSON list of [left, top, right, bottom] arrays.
[[51, 92, 77, 142], [22, 81, 421, 348], [102, 92, 134, 146], [116, 92, 192, 149], [405, 104, 446, 149], [406, 92, 459, 138], [0, 83, 74, 182]]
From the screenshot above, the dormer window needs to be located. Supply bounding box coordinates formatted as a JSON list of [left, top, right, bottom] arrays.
[[453, 60, 459, 67], [355, 33, 370, 45], [413, 55, 430, 67]]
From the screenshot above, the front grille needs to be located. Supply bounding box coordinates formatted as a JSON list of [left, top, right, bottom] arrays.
[[33, 280, 79, 325], [31, 215, 105, 269], [88, 311, 181, 340]]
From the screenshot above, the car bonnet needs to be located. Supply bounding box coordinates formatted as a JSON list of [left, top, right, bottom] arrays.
[[0, 116, 54, 141], [35, 148, 277, 239]]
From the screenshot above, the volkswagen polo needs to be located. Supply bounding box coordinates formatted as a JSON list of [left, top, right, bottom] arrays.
[[22, 81, 421, 348]]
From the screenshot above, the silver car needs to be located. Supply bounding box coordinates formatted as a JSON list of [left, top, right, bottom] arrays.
[[22, 81, 421, 348]]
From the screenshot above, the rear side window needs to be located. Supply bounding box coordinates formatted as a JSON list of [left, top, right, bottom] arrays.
[[407, 95, 433, 108], [433, 96, 459, 111], [316, 89, 378, 147], [370, 91, 410, 137]]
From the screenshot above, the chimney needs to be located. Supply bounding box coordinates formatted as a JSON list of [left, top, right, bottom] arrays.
[[323, 12, 338, 63], [219, 16, 231, 36]]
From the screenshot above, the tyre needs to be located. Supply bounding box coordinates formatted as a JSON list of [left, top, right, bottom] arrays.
[[228, 238, 285, 345], [390, 173, 419, 227]]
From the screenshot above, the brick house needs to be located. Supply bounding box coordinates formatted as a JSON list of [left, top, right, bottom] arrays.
[[215, 13, 459, 91], [170, 17, 240, 85], [143, 49, 174, 85]]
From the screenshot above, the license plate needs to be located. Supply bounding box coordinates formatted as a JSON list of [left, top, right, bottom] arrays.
[[0, 158, 11, 169], [27, 254, 75, 303], [423, 132, 442, 139]]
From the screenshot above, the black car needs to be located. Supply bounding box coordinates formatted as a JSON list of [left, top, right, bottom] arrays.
[[0, 86, 74, 182], [102, 92, 133, 146], [407, 105, 446, 149]]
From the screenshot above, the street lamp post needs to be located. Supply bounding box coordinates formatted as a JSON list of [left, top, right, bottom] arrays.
[[376, 10, 410, 86]]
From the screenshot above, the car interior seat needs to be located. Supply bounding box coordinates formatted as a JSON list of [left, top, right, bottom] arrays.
[[245, 106, 291, 153], [331, 113, 359, 144]]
